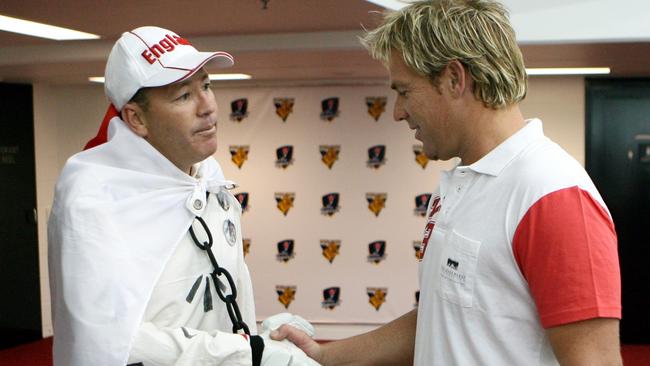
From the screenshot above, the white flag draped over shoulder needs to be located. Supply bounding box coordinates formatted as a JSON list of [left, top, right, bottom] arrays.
[[48, 117, 233, 366]]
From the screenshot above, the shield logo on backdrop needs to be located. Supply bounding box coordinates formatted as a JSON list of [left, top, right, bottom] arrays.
[[229, 145, 249, 169], [320, 240, 341, 263], [366, 193, 387, 217], [321, 193, 340, 216], [234, 192, 249, 213], [367, 240, 387, 264], [367, 287, 388, 311], [321, 287, 341, 310], [276, 239, 295, 262], [276, 285, 297, 309], [275, 145, 294, 169], [414, 193, 432, 217], [275, 192, 295, 216], [413, 240, 422, 260], [367, 145, 386, 169], [365, 96, 387, 121], [230, 98, 249, 122], [320, 97, 340, 122], [243, 238, 251, 257], [319, 145, 340, 169], [274, 97, 294, 122], [413, 145, 429, 169]]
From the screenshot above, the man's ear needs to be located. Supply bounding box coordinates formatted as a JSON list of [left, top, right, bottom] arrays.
[[443, 60, 468, 99], [120, 103, 148, 137]]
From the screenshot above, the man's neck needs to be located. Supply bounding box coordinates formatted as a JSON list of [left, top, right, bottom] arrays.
[[458, 104, 525, 166]]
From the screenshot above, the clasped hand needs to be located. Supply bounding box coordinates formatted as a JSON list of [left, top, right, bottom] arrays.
[[260, 313, 320, 366]]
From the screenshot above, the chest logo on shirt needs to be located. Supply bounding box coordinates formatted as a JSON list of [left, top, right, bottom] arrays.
[[367, 240, 387, 264], [366, 193, 387, 216], [419, 196, 441, 260], [274, 97, 294, 122], [319, 145, 340, 169], [229, 145, 249, 169], [243, 238, 251, 257], [413, 145, 429, 169], [230, 98, 249, 122], [235, 192, 250, 213], [365, 96, 386, 121], [367, 287, 388, 311], [276, 239, 295, 262], [321, 193, 340, 216], [321, 287, 341, 310], [441, 257, 466, 284], [414, 193, 432, 217], [320, 240, 341, 263], [275, 192, 295, 216], [367, 145, 386, 169], [275, 145, 294, 169], [276, 285, 297, 309], [320, 97, 340, 122]]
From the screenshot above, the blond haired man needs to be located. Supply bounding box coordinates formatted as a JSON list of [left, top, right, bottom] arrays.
[[274, 1, 622, 365]]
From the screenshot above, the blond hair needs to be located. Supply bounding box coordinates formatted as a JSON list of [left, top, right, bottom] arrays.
[[361, 0, 527, 108]]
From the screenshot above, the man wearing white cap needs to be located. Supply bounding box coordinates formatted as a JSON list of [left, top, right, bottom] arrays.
[[48, 26, 318, 366]]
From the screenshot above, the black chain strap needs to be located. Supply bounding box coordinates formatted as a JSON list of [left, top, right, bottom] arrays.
[[188, 194, 250, 335]]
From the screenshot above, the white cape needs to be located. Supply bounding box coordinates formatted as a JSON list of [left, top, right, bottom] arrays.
[[48, 117, 233, 366]]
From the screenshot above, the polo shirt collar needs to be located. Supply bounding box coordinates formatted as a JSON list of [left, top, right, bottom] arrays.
[[466, 118, 544, 177]]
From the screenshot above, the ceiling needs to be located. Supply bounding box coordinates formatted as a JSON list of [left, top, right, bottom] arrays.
[[0, 0, 649, 86]]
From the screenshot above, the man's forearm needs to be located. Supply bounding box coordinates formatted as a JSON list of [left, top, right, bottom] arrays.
[[320, 309, 417, 366]]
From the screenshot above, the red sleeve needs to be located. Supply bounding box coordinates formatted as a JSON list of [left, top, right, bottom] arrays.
[[513, 186, 621, 328]]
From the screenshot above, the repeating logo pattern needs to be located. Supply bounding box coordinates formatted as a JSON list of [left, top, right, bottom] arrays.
[[319, 145, 340, 169], [275, 192, 295, 216], [216, 95, 446, 317], [276, 239, 295, 262], [321, 287, 341, 310], [366, 193, 387, 217], [320, 97, 340, 121], [275, 145, 294, 169], [230, 98, 249, 122], [320, 240, 341, 263], [365, 96, 387, 121], [367, 287, 388, 311], [229, 145, 249, 169], [367, 145, 386, 169], [274, 97, 294, 122], [321, 193, 340, 216], [367, 240, 387, 264], [413, 145, 429, 169], [276, 285, 296, 309]]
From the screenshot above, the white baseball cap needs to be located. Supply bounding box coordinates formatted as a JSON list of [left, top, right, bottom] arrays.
[[105, 26, 233, 111]]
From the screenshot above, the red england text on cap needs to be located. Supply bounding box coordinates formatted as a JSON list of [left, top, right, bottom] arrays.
[[141, 34, 193, 65]]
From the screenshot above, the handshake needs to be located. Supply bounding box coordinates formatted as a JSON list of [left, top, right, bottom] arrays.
[[260, 313, 321, 366]]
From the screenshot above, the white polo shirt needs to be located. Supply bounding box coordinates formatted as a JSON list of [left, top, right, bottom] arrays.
[[414, 119, 621, 365]]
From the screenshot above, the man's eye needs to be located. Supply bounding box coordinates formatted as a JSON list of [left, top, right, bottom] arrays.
[[397, 90, 408, 97], [177, 92, 190, 101], [203, 82, 211, 90]]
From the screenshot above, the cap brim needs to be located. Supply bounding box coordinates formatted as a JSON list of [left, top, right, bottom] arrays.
[[142, 51, 234, 88]]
